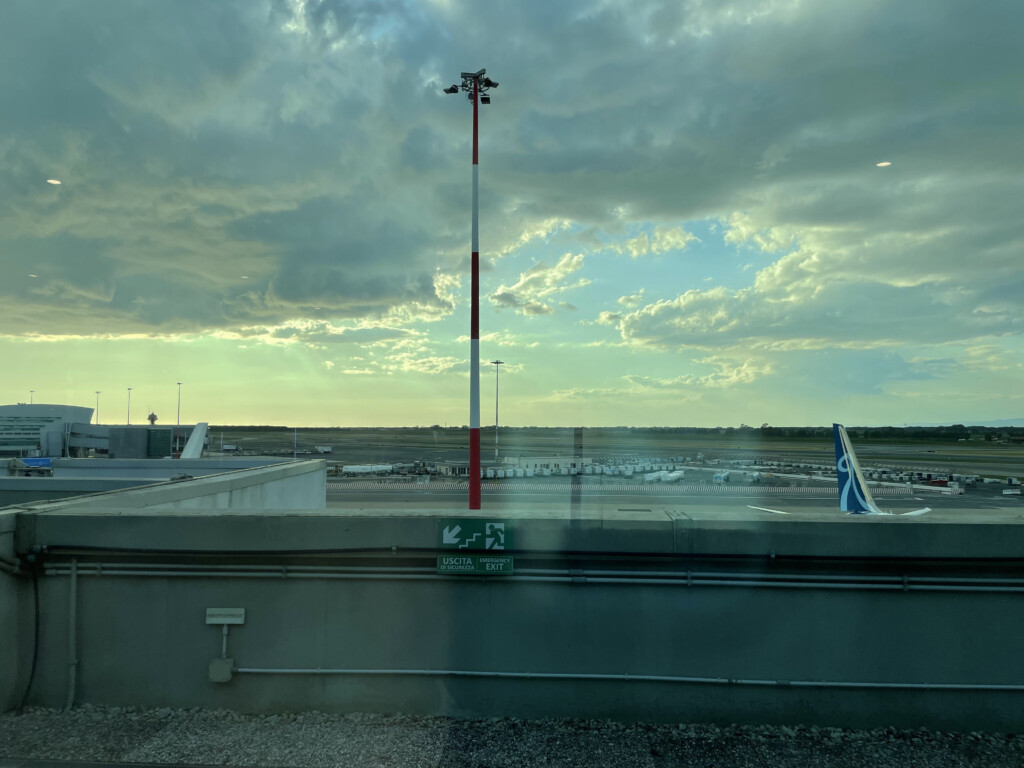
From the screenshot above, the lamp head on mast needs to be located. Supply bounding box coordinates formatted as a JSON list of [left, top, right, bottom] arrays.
[[444, 68, 498, 103]]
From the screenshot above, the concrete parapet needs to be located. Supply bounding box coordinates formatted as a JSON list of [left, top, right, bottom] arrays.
[[13, 504, 1024, 560], [4, 501, 1024, 729]]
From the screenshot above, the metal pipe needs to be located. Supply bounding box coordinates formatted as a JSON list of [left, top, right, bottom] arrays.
[[38, 562, 438, 574], [585, 569, 905, 584], [232, 666, 1024, 692], [37, 563, 1024, 592], [65, 557, 78, 711]]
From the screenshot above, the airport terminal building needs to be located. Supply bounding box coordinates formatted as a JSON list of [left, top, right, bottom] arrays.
[[1, 403, 201, 459], [0, 403, 93, 457]]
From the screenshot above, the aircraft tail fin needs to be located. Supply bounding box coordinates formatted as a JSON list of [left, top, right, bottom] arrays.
[[833, 423, 881, 514], [179, 422, 208, 459]]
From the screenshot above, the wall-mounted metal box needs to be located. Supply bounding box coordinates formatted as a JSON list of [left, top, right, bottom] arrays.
[[205, 608, 245, 625]]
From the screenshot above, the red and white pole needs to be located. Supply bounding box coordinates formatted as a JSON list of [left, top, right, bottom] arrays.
[[469, 78, 481, 510]]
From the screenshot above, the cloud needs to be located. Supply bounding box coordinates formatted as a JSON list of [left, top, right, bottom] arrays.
[[623, 356, 772, 390], [617, 290, 645, 308], [456, 330, 540, 348], [382, 351, 466, 375], [723, 212, 795, 253], [550, 355, 771, 401], [608, 226, 697, 258], [3, 0, 1022, 438], [489, 253, 591, 316], [618, 191, 1024, 352]]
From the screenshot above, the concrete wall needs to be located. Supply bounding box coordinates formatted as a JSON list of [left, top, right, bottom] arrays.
[[14, 564, 1023, 730], [5, 504, 1024, 729], [50, 457, 291, 479], [0, 511, 27, 712], [0, 478, 157, 506], [0, 458, 304, 507], [9, 460, 325, 515]]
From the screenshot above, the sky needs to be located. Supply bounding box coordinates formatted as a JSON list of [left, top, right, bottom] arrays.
[[2, 0, 1023, 427]]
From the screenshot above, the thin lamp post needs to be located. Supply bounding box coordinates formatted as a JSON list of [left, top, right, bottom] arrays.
[[176, 381, 182, 454], [491, 360, 504, 461], [30, 390, 34, 405], [95, 391, 100, 425], [126, 387, 132, 425], [445, 68, 499, 510]]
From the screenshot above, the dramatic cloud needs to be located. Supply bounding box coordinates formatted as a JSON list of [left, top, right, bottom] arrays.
[[624, 356, 772, 390], [489, 253, 591, 316], [607, 226, 697, 259], [3, 0, 1022, 426]]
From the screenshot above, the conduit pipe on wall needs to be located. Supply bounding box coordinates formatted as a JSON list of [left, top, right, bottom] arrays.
[[38, 563, 1024, 593], [231, 666, 1024, 692], [65, 557, 78, 711]]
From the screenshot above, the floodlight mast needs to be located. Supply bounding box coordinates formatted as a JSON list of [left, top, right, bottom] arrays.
[[445, 68, 498, 510], [492, 360, 504, 461]]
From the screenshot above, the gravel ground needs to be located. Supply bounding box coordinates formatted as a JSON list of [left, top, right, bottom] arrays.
[[2, 707, 1022, 768]]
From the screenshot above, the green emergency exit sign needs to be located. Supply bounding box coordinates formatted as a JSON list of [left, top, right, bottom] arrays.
[[436, 519, 514, 575], [437, 518, 513, 551], [437, 554, 514, 575]]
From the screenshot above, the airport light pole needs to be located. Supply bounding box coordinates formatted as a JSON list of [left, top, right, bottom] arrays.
[[176, 381, 182, 454], [491, 360, 504, 461], [30, 390, 34, 405], [444, 68, 498, 510], [126, 387, 132, 425], [95, 391, 100, 425]]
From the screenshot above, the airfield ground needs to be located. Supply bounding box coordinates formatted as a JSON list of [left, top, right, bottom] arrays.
[[210, 426, 1024, 480]]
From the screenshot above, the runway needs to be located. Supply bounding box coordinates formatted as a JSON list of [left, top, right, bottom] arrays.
[[326, 482, 1023, 516]]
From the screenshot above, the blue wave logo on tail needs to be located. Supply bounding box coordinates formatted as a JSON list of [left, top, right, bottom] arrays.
[[833, 423, 878, 514]]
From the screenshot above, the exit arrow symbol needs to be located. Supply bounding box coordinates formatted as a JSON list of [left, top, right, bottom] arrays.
[[443, 525, 462, 545]]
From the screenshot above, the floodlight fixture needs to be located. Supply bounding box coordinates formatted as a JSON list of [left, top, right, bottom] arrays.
[[446, 68, 498, 103]]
